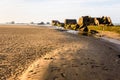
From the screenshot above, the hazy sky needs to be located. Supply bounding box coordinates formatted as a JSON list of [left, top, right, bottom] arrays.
[[0, 0, 120, 23]]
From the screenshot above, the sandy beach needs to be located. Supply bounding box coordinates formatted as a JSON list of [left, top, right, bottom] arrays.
[[0, 25, 120, 80]]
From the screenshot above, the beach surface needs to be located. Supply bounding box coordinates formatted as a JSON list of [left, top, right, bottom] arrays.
[[0, 25, 120, 80]]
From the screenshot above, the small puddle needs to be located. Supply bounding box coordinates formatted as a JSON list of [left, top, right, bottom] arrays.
[[55, 26, 64, 30], [66, 30, 79, 34], [53, 26, 93, 36]]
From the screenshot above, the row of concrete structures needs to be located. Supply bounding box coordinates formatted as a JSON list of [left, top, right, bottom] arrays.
[[51, 16, 113, 30]]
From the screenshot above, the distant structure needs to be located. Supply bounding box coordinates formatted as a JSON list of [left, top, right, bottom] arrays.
[[38, 22, 45, 25], [51, 20, 60, 26], [11, 21, 15, 24], [96, 16, 113, 26], [30, 22, 34, 24], [8, 21, 15, 24], [64, 19, 79, 30], [78, 16, 113, 27], [46, 22, 50, 24], [78, 16, 99, 26], [6, 21, 15, 24], [51, 16, 114, 31]]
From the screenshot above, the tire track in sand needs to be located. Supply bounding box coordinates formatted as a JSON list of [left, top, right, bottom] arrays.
[[19, 47, 70, 80]]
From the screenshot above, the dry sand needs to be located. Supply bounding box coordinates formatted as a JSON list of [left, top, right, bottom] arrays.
[[0, 25, 120, 80]]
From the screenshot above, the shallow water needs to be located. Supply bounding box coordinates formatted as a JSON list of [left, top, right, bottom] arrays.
[[101, 37, 120, 45], [49, 26, 120, 45], [66, 30, 79, 34]]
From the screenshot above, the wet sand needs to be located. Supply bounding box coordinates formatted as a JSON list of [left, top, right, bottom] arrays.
[[96, 30, 120, 40], [0, 25, 120, 80]]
